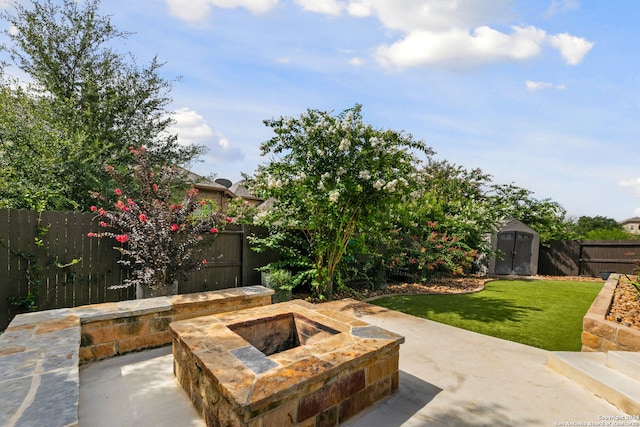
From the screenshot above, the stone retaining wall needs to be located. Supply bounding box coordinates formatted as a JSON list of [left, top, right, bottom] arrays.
[[0, 286, 273, 427], [582, 274, 640, 352]]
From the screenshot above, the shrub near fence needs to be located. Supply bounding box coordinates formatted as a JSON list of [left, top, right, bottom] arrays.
[[0, 209, 275, 331], [538, 240, 640, 277]]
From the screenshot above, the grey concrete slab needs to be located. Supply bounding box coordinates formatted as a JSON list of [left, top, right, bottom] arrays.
[[547, 351, 640, 415], [79, 303, 631, 426], [79, 346, 204, 427], [607, 351, 640, 382], [328, 301, 630, 426]]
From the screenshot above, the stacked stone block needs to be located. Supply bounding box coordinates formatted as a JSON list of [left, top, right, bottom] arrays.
[[582, 274, 640, 352], [170, 300, 404, 427], [0, 286, 273, 427]]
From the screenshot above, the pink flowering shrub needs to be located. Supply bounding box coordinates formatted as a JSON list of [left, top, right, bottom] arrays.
[[385, 220, 478, 282], [87, 146, 228, 296]]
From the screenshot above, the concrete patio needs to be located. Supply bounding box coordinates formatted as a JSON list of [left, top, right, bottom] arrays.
[[79, 299, 630, 426]]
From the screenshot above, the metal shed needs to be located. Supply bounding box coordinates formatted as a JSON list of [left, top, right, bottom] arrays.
[[489, 219, 540, 276]]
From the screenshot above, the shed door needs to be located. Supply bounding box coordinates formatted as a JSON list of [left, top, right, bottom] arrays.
[[495, 231, 533, 275]]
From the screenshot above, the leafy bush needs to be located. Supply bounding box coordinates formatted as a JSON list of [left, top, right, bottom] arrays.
[[247, 105, 432, 298], [88, 146, 229, 296], [385, 220, 478, 282]]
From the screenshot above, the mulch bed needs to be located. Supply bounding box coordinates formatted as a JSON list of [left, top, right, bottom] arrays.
[[292, 275, 489, 303], [329, 274, 604, 301]]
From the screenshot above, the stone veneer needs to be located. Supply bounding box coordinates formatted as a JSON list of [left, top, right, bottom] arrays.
[[582, 274, 640, 352], [170, 300, 404, 427], [0, 285, 273, 427]]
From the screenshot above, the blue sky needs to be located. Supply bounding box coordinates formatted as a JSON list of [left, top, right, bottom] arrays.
[[5, 0, 640, 221]]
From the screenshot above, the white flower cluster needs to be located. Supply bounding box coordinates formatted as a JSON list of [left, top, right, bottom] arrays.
[[359, 170, 371, 180], [371, 177, 408, 193], [328, 189, 340, 203], [267, 177, 283, 189], [254, 209, 269, 222], [384, 180, 399, 193], [338, 138, 350, 151]]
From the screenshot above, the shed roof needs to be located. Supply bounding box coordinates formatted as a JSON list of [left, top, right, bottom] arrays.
[[499, 218, 538, 235]]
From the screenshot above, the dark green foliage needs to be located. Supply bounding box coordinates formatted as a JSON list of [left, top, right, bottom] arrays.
[[0, 0, 204, 211], [569, 215, 636, 240]]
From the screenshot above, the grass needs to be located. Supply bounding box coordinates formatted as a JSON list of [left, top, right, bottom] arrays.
[[370, 279, 604, 351]]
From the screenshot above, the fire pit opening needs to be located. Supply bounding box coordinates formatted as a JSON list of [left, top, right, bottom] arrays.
[[228, 312, 339, 356]]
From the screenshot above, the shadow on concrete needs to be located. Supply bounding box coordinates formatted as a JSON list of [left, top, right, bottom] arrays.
[[409, 400, 543, 427], [344, 371, 543, 427], [343, 370, 442, 426]]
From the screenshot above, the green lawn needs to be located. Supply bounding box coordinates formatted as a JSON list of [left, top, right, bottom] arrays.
[[370, 279, 604, 351]]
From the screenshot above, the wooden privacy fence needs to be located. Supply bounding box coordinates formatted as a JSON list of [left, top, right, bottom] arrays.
[[538, 240, 640, 277], [0, 209, 274, 330]]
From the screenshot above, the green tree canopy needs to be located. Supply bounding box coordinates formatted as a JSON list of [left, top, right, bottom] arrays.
[[570, 216, 624, 238], [248, 105, 433, 297], [566, 215, 638, 240], [390, 160, 573, 278], [0, 0, 203, 210], [487, 183, 573, 243]]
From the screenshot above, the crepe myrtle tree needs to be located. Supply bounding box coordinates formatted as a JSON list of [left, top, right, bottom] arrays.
[[87, 146, 229, 297], [248, 105, 433, 298]]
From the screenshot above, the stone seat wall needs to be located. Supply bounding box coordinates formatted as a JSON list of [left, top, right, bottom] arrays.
[[0, 286, 273, 427], [582, 274, 640, 352]]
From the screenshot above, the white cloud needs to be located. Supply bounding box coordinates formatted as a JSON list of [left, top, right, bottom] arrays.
[[344, 0, 514, 33], [525, 80, 566, 90], [548, 33, 594, 65], [545, 0, 580, 17], [377, 25, 546, 69], [166, 0, 278, 23], [165, 0, 594, 69], [346, 0, 371, 17], [526, 80, 553, 90], [170, 108, 243, 161], [295, 0, 344, 16], [619, 177, 640, 197], [293, 0, 593, 69]]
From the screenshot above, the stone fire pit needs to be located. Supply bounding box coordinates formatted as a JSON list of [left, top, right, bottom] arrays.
[[169, 299, 404, 426]]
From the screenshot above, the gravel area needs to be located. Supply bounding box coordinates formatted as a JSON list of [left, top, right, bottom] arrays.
[[606, 275, 640, 331]]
